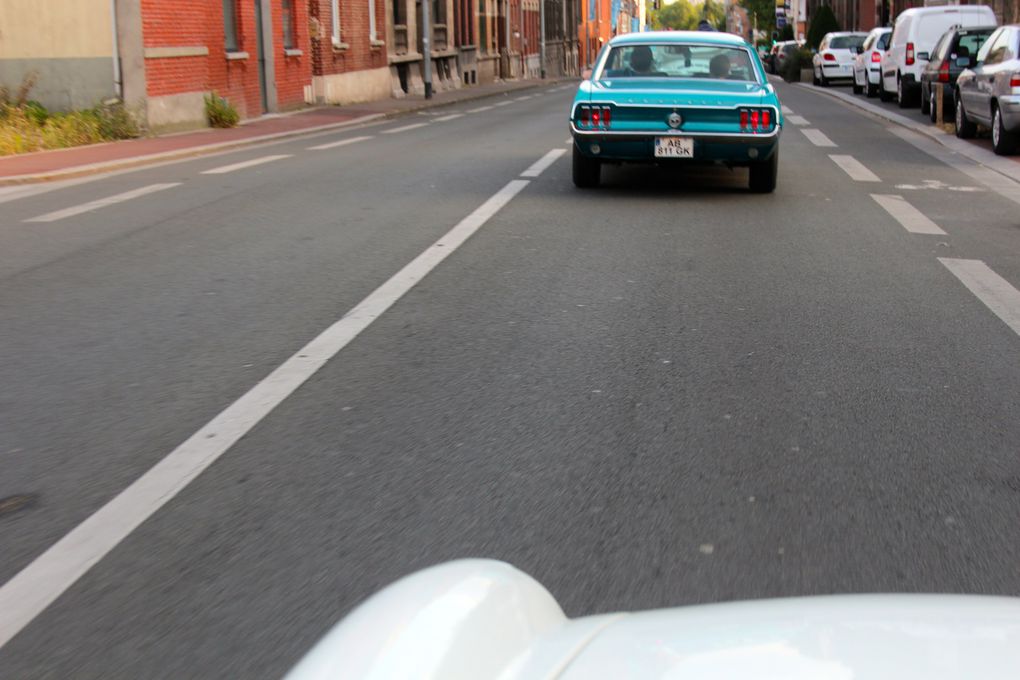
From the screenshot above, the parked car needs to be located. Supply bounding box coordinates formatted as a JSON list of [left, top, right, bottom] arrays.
[[569, 31, 783, 192], [956, 24, 1020, 154], [767, 40, 800, 75], [813, 32, 868, 86], [919, 25, 996, 121], [881, 4, 997, 107], [852, 27, 892, 97]]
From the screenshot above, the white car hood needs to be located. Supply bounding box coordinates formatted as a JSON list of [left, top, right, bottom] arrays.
[[285, 560, 1020, 680]]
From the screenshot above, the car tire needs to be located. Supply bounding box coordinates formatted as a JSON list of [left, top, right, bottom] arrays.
[[928, 90, 938, 123], [748, 151, 778, 194], [955, 93, 977, 139], [896, 76, 913, 108], [820, 71, 829, 87], [992, 105, 1019, 155], [852, 76, 863, 95], [866, 79, 878, 98], [879, 81, 894, 102], [572, 144, 601, 188], [920, 85, 930, 116]]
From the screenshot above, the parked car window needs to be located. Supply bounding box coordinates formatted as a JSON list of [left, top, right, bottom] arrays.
[[600, 44, 757, 83], [829, 35, 865, 49], [980, 29, 1010, 65], [931, 33, 949, 62], [862, 34, 876, 51], [877, 31, 891, 50], [955, 31, 993, 59]]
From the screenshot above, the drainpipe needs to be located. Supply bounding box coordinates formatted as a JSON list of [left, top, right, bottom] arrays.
[[110, 0, 123, 98]]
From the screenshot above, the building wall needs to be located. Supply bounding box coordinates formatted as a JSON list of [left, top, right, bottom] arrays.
[[308, 0, 391, 104], [0, 0, 117, 110]]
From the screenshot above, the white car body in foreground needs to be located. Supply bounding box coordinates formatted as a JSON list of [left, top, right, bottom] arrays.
[[286, 559, 1020, 680]]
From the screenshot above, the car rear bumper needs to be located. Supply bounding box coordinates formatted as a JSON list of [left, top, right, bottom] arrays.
[[571, 127, 780, 164], [1000, 95, 1020, 131], [822, 63, 854, 78]]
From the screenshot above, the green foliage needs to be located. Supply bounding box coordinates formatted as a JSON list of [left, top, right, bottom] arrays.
[[738, 0, 777, 39], [93, 100, 139, 139], [807, 4, 840, 50], [650, 0, 724, 31], [205, 93, 240, 128], [781, 47, 813, 81], [779, 23, 794, 41]]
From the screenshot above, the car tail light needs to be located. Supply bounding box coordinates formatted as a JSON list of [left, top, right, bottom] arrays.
[[577, 105, 611, 129], [1011, 74, 1020, 89], [871, 51, 882, 63], [906, 42, 915, 66], [939, 61, 950, 82], [601, 106, 611, 127], [591, 108, 600, 127], [823, 52, 836, 62], [579, 106, 590, 126], [739, 108, 774, 133]]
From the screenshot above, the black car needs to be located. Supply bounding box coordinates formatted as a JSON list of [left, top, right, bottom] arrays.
[[919, 25, 996, 122]]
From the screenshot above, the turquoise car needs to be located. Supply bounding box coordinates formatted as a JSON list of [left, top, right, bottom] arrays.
[[571, 31, 783, 192]]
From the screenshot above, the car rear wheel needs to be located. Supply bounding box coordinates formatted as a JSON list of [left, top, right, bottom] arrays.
[[928, 90, 938, 122], [879, 80, 894, 102], [955, 94, 977, 139], [572, 144, 601, 188], [866, 79, 878, 98], [852, 74, 863, 95], [992, 106, 1018, 155], [920, 85, 931, 116], [748, 152, 778, 194], [896, 76, 913, 108]]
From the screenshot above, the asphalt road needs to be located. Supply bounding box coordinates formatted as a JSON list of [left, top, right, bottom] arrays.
[[2, 78, 1020, 679]]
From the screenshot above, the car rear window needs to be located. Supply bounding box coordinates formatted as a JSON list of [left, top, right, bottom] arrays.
[[876, 32, 891, 50], [956, 30, 994, 58], [600, 44, 758, 82], [829, 35, 865, 49]]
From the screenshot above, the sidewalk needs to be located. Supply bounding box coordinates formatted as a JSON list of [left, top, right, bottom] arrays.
[[0, 78, 571, 185], [792, 82, 1020, 184]]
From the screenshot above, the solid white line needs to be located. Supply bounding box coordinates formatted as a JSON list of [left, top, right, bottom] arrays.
[[521, 148, 567, 177], [829, 155, 880, 182], [801, 129, 837, 147], [788, 115, 810, 126], [493, 101, 512, 107], [871, 194, 946, 234], [0, 176, 533, 652], [467, 105, 494, 113], [782, 105, 794, 114], [381, 122, 429, 134], [307, 135, 373, 150], [514, 95, 533, 101], [433, 113, 464, 122], [23, 183, 181, 222], [201, 154, 292, 174], [940, 259, 1020, 337]]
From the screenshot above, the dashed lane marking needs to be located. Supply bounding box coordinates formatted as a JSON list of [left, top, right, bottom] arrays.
[[521, 148, 567, 177], [829, 155, 880, 182], [201, 154, 293, 174], [871, 194, 946, 235], [788, 115, 810, 125], [782, 105, 794, 114], [24, 183, 182, 222], [467, 105, 495, 113], [493, 101, 512, 107], [940, 258, 1020, 338], [307, 135, 373, 151], [801, 129, 837, 147], [433, 113, 465, 122], [381, 122, 429, 134]]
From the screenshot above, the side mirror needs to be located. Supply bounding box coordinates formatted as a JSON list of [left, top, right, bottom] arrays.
[[956, 56, 972, 68], [916, 51, 930, 61], [581, 68, 593, 80]]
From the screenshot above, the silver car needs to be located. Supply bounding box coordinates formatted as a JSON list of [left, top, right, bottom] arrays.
[[955, 24, 1020, 155]]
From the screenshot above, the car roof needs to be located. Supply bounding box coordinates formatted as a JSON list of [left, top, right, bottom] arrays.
[[609, 30, 749, 48], [825, 31, 868, 37]]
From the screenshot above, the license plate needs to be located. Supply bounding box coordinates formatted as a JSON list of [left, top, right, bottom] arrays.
[[654, 137, 694, 158], [842, 65, 851, 73]]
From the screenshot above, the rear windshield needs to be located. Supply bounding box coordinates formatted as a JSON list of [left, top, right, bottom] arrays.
[[876, 32, 891, 50], [956, 30, 993, 57], [599, 44, 758, 82], [829, 35, 866, 49]]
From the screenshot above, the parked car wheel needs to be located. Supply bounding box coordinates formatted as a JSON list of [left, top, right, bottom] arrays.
[[748, 152, 778, 194], [920, 84, 931, 116], [992, 106, 1018, 155], [929, 90, 938, 123], [866, 79, 879, 98], [572, 144, 601, 188], [955, 93, 977, 139], [852, 77, 863, 95], [813, 67, 820, 86], [880, 82, 894, 102], [897, 76, 913, 108], [819, 71, 830, 87]]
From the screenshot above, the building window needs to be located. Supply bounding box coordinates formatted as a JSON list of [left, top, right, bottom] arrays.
[[282, 0, 296, 49], [223, 0, 239, 51], [369, 0, 378, 40], [393, 0, 406, 25], [434, 0, 447, 25], [331, 0, 341, 43]]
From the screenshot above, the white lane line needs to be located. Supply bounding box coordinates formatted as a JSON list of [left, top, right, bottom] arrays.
[[870, 194, 946, 235], [433, 113, 464, 122], [782, 105, 794, 114], [0, 175, 534, 652], [788, 115, 810, 126], [940, 259, 1020, 337], [381, 122, 429, 134], [829, 155, 880, 182], [801, 129, 837, 147], [514, 95, 533, 101], [564, 138, 572, 144], [521, 148, 567, 177], [493, 101, 512, 107], [201, 154, 292, 174], [307, 135, 373, 151], [23, 183, 181, 222], [468, 105, 494, 113]]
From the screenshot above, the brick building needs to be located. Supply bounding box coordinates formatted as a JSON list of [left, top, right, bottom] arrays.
[[307, 0, 391, 104]]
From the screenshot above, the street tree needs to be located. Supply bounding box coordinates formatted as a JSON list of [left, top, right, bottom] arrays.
[[807, 4, 840, 49]]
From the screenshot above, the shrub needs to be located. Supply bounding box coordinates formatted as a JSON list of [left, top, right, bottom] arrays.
[[205, 93, 240, 128], [782, 48, 814, 82], [779, 24, 795, 41], [92, 100, 139, 139], [23, 100, 49, 126], [807, 4, 841, 50]]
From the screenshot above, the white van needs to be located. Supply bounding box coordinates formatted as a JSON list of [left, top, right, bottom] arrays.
[[880, 4, 997, 107]]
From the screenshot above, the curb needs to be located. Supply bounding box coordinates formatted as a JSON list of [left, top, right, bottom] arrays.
[[792, 82, 1020, 186], [0, 79, 571, 186]]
